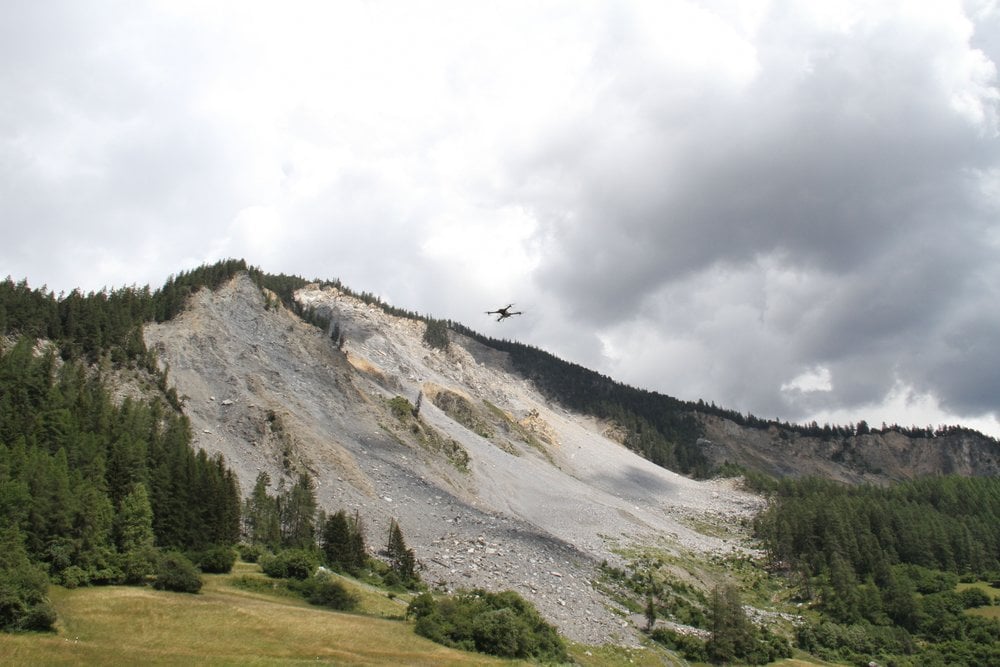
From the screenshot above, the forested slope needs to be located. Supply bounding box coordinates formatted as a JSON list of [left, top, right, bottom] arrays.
[[750, 474, 1000, 665], [0, 262, 256, 630]]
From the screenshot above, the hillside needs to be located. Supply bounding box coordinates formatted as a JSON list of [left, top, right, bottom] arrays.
[[697, 413, 1000, 484], [144, 273, 765, 644], [7, 263, 1000, 662]]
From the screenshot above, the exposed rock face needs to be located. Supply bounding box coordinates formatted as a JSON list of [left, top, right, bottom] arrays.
[[698, 414, 1000, 484], [143, 274, 764, 645]]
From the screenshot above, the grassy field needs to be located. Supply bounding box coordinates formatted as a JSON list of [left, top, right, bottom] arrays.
[[0, 564, 514, 666], [0, 560, 864, 666], [1, 563, 714, 666]]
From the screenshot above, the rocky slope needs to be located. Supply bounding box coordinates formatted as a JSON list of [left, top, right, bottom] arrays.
[[698, 414, 1000, 484], [144, 274, 764, 645]]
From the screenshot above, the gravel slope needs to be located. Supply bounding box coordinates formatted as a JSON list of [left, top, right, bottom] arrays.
[[145, 274, 765, 645]]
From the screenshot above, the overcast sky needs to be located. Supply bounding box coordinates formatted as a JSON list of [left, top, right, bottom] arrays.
[[3, 1, 999, 437]]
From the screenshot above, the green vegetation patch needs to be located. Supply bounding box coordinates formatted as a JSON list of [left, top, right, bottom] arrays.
[[407, 588, 568, 663], [387, 395, 471, 472], [0, 572, 510, 666], [567, 640, 686, 666], [429, 389, 494, 439], [754, 475, 1000, 665]]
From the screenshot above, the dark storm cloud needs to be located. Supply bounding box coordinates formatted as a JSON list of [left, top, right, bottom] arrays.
[[513, 2, 1000, 425]]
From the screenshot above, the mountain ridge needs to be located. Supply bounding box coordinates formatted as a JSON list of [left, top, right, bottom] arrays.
[[8, 259, 1000, 648], [143, 272, 765, 644], [7, 260, 1000, 657], [139, 268, 1000, 644]]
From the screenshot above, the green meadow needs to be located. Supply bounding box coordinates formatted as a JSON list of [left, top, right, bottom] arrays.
[[1, 563, 704, 666], [0, 564, 512, 666], [0, 562, 872, 666]]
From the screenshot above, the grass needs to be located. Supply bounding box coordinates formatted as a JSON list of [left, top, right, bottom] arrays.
[[969, 606, 1000, 619], [958, 580, 1000, 620], [566, 640, 686, 666], [0, 563, 518, 666]]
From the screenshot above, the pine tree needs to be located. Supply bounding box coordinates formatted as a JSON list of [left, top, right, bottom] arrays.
[[706, 584, 755, 664], [116, 482, 156, 584], [244, 472, 280, 548], [320, 510, 353, 572], [279, 473, 317, 549], [348, 511, 368, 572], [69, 482, 117, 583], [386, 518, 416, 585], [422, 319, 449, 351], [644, 594, 657, 632]]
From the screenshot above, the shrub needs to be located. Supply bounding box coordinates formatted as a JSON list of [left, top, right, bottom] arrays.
[[408, 588, 567, 662], [237, 542, 264, 563], [0, 528, 57, 632], [295, 572, 359, 611], [650, 628, 708, 662], [193, 545, 237, 574], [153, 552, 203, 593], [0, 570, 57, 632], [407, 591, 436, 619], [260, 549, 319, 580], [389, 396, 415, 420], [960, 587, 993, 609], [58, 565, 90, 589]]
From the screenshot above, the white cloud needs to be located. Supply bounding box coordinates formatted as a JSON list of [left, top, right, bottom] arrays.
[[2, 0, 998, 438], [781, 366, 833, 394]]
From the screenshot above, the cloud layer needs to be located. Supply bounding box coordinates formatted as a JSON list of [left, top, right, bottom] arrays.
[[2, 1, 998, 435]]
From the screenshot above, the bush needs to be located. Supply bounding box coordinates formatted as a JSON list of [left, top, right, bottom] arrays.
[[389, 396, 415, 420], [0, 571, 57, 632], [153, 552, 203, 593], [796, 620, 915, 664], [407, 591, 436, 619], [960, 587, 993, 609], [0, 528, 57, 632], [260, 549, 319, 580], [237, 542, 264, 563], [295, 572, 359, 611], [407, 588, 567, 662], [118, 546, 158, 585], [650, 628, 708, 662], [58, 565, 90, 589], [192, 545, 237, 574]]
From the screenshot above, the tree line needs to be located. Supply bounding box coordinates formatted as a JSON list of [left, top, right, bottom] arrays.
[[0, 260, 262, 630], [0, 338, 241, 629], [754, 475, 1000, 665], [241, 469, 420, 590]]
